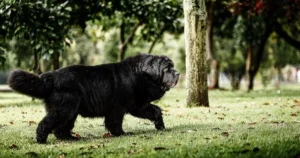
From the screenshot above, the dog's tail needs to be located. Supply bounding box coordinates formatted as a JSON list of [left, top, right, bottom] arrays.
[[7, 70, 50, 99]]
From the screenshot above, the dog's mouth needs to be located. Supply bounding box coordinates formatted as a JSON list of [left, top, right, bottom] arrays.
[[171, 77, 179, 88], [166, 78, 178, 89], [170, 80, 178, 88]]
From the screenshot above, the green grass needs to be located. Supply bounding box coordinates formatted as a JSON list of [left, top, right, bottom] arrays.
[[0, 86, 300, 158]]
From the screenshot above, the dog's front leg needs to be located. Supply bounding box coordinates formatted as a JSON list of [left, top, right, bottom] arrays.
[[130, 104, 165, 130], [104, 108, 127, 136]]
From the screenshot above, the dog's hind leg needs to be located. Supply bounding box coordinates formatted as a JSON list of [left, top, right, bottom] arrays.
[[54, 114, 79, 141], [130, 104, 165, 130], [36, 93, 79, 144], [36, 112, 58, 144]]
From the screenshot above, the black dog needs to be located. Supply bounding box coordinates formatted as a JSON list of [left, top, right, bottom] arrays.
[[8, 54, 179, 144]]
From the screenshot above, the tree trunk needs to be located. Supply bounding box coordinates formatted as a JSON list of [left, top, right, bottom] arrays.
[[148, 26, 168, 54], [52, 51, 60, 70], [274, 67, 283, 90], [118, 20, 141, 61], [208, 59, 219, 89], [246, 26, 272, 91], [147, 39, 157, 54], [32, 50, 41, 74], [274, 21, 300, 50], [118, 21, 127, 62], [229, 72, 241, 90], [184, 0, 209, 107], [245, 46, 253, 91], [206, 0, 219, 89]]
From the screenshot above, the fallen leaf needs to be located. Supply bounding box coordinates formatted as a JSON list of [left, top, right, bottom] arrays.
[[75, 134, 81, 138], [29, 121, 37, 126], [221, 132, 229, 137], [9, 144, 18, 149], [218, 117, 224, 120], [248, 122, 257, 126], [212, 127, 221, 130], [293, 99, 300, 105], [291, 113, 298, 116], [154, 147, 167, 150], [103, 133, 111, 138], [128, 149, 135, 154], [177, 114, 183, 118]]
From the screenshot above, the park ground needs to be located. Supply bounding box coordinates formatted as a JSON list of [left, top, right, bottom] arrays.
[[0, 85, 300, 158]]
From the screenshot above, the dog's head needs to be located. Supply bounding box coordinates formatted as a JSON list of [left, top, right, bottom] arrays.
[[138, 54, 179, 92]]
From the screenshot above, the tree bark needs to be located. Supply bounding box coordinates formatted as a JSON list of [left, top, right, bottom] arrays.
[[147, 26, 167, 54], [147, 39, 157, 54], [208, 59, 219, 89], [206, 0, 219, 89], [118, 20, 141, 61], [274, 21, 300, 50], [184, 0, 209, 107], [245, 46, 253, 90], [246, 25, 272, 91], [52, 51, 60, 70], [32, 50, 41, 74]]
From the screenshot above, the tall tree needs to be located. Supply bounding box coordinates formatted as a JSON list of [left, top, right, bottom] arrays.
[[184, 0, 209, 107], [228, 0, 300, 91], [99, 0, 183, 61], [0, 0, 101, 70], [206, 0, 219, 89]]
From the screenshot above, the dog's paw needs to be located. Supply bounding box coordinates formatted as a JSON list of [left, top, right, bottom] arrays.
[[154, 121, 165, 130], [36, 136, 47, 144]]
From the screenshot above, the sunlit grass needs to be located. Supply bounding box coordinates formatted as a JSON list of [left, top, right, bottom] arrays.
[[0, 86, 300, 158]]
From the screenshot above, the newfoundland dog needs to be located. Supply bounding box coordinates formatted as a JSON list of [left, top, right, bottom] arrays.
[[8, 54, 179, 144]]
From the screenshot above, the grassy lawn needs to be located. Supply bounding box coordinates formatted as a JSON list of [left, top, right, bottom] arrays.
[[0, 86, 300, 158]]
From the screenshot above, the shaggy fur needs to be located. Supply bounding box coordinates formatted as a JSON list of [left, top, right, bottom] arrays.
[[8, 54, 179, 144]]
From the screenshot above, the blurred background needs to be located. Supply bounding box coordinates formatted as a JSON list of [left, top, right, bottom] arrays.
[[0, 0, 299, 91]]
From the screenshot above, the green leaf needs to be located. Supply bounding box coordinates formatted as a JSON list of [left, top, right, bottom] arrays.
[[35, 44, 41, 50], [48, 49, 54, 54], [65, 7, 72, 12]]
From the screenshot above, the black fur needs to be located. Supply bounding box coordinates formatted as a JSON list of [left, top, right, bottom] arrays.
[[7, 54, 179, 144]]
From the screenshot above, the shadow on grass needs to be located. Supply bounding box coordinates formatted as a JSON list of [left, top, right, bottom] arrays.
[[53, 123, 300, 158], [211, 89, 300, 99]]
